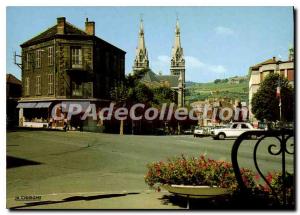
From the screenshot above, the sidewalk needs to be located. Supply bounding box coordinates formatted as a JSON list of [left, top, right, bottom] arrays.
[[7, 190, 183, 209]]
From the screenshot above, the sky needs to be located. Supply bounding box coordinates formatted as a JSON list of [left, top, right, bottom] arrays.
[[6, 6, 294, 83]]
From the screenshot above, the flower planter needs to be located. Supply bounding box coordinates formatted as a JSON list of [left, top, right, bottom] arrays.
[[162, 184, 231, 199], [162, 184, 232, 209]]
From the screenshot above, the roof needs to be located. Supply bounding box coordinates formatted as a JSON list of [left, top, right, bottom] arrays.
[[140, 70, 179, 88], [250, 57, 281, 69], [20, 19, 126, 53], [141, 70, 160, 83], [157, 75, 179, 88], [21, 22, 88, 47], [6, 74, 22, 85]]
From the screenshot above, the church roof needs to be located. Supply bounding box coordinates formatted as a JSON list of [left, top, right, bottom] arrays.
[[141, 70, 160, 83], [157, 75, 179, 88], [139, 69, 179, 88]]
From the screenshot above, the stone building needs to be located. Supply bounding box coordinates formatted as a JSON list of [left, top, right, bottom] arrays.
[[132, 19, 186, 107], [17, 17, 126, 128], [248, 47, 294, 122], [7, 74, 22, 128]]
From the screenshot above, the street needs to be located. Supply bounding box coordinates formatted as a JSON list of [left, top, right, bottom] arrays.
[[6, 130, 294, 209]]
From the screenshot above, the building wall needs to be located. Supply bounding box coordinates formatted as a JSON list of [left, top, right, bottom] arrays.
[[21, 38, 125, 100], [248, 60, 294, 121], [22, 39, 56, 99]]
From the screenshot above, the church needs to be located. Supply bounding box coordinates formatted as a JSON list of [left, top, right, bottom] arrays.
[[132, 18, 186, 107]]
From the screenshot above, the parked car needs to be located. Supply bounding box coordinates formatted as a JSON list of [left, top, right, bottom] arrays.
[[211, 122, 263, 140], [194, 126, 214, 137], [194, 126, 205, 137], [183, 129, 193, 135]]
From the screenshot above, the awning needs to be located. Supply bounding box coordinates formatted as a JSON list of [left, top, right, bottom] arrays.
[[35, 102, 52, 108], [62, 101, 91, 112], [17, 102, 37, 108], [17, 102, 52, 108]]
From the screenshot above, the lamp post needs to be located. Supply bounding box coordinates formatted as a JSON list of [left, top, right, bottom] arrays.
[[276, 62, 282, 127]]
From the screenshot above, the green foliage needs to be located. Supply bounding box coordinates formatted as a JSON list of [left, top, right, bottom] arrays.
[[110, 69, 150, 104], [186, 80, 249, 103], [110, 82, 129, 103], [152, 86, 175, 105], [110, 69, 176, 106], [251, 73, 294, 122]]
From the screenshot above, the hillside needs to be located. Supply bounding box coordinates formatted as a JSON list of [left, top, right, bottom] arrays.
[[186, 76, 249, 104]]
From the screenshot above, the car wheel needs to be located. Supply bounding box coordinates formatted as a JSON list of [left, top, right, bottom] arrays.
[[218, 133, 226, 140]]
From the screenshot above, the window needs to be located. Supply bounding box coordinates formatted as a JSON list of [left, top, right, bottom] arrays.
[[48, 73, 54, 94], [232, 124, 238, 129], [48, 46, 54, 66], [241, 124, 249, 129], [72, 82, 93, 98], [36, 50, 42, 68], [26, 53, 30, 70], [72, 82, 83, 97], [36, 76, 41, 95], [71, 47, 82, 68], [287, 69, 294, 81], [25, 77, 30, 96]]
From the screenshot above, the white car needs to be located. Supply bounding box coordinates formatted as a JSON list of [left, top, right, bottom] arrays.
[[194, 126, 205, 137], [211, 122, 262, 140]]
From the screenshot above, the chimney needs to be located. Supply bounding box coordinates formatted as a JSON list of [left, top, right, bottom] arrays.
[[85, 18, 95, 36], [57, 17, 66, 34]]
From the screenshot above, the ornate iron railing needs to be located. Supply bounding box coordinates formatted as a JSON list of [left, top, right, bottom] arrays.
[[231, 129, 295, 207]]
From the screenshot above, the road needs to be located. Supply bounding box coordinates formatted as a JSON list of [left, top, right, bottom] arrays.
[[6, 130, 294, 209]]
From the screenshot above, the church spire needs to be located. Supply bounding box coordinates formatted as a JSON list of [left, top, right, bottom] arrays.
[[132, 17, 149, 73], [174, 18, 181, 48], [171, 18, 184, 75], [170, 17, 186, 107]]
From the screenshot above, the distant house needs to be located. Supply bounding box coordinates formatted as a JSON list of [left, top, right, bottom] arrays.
[[191, 98, 248, 126], [248, 47, 294, 122], [17, 17, 126, 129], [228, 76, 248, 84], [7, 74, 22, 128]]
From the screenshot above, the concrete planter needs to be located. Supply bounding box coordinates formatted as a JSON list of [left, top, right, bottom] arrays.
[[162, 184, 231, 208], [162, 184, 231, 198]]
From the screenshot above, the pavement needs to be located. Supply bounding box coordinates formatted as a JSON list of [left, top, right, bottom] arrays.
[[6, 130, 294, 209]]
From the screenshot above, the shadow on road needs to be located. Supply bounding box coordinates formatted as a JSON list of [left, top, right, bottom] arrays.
[[6, 156, 42, 169], [10, 192, 140, 209]]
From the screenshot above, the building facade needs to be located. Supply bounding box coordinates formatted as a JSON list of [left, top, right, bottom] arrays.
[[18, 17, 126, 129], [132, 19, 186, 107], [248, 48, 294, 121], [7, 74, 22, 128]]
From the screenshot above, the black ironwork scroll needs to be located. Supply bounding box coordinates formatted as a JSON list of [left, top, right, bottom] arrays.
[[231, 129, 294, 207]]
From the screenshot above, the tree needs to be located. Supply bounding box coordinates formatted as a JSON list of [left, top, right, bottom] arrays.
[[214, 79, 221, 84], [152, 86, 175, 105], [110, 69, 150, 134], [251, 73, 294, 122]]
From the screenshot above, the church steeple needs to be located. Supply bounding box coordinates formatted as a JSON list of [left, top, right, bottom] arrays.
[[170, 18, 185, 76], [170, 18, 185, 107], [133, 18, 149, 73]]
